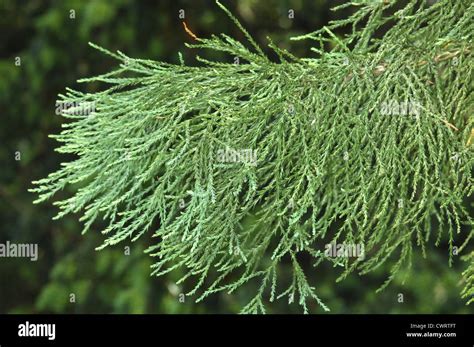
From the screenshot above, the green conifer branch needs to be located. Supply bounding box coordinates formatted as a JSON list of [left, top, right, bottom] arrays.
[[462, 251, 474, 305], [31, 0, 473, 312]]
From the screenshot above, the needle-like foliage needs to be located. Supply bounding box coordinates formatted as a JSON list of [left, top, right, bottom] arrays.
[[462, 251, 474, 305], [31, 0, 473, 313]]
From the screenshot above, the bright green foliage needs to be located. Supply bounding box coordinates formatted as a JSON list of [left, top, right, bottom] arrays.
[[462, 251, 474, 305], [31, 0, 473, 313]]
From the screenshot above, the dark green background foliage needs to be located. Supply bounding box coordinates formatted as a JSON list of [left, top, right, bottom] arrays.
[[0, 0, 471, 313]]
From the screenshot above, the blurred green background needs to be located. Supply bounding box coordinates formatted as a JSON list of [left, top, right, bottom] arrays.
[[0, 0, 471, 314]]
